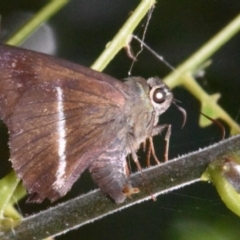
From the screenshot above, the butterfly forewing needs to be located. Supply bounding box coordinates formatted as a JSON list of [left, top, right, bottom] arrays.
[[0, 45, 129, 202]]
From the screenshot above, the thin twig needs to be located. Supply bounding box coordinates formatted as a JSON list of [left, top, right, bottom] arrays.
[[2, 135, 240, 240]]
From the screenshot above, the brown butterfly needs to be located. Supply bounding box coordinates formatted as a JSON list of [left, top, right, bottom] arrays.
[[0, 45, 173, 203]]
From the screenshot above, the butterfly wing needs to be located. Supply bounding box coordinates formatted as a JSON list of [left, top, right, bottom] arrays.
[[0, 45, 130, 202]]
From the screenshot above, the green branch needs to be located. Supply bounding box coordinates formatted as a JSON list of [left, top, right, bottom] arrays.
[[2, 135, 240, 240], [91, 0, 156, 71], [163, 14, 240, 134]]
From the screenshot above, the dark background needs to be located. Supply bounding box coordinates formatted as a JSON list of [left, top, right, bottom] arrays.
[[1, 0, 240, 239]]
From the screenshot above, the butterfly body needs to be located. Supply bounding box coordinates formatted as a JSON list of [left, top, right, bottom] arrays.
[[0, 45, 173, 203]]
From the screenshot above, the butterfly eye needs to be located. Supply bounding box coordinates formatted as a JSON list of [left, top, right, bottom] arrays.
[[152, 87, 166, 104]]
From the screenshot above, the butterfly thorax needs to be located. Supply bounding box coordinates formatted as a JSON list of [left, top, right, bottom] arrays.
[[123, 76, 173, 154]]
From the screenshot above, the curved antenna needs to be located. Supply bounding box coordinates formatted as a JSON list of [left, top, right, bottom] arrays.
[[173, 100, 187, 129], [200, 112, 226, 140]]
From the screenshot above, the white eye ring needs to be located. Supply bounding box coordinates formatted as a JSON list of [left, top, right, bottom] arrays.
[[152, 87, 166, 104]]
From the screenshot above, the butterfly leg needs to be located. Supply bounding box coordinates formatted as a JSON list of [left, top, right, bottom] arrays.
[[151, 124, 171, 162]]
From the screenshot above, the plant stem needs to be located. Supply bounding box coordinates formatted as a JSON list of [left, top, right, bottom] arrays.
[[164, 13, 240, 88], [91, 0, 156, 71], [3, 135, 240, 240]]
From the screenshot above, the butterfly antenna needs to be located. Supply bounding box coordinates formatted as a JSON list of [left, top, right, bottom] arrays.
[[173, 100, 187, 129], [200, 112, 225, 140], [132, 35, 175, 71], [127, 6, 155, 75]]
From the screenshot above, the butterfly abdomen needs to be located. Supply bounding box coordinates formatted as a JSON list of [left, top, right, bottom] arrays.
[[89, 138, 130, 203]]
